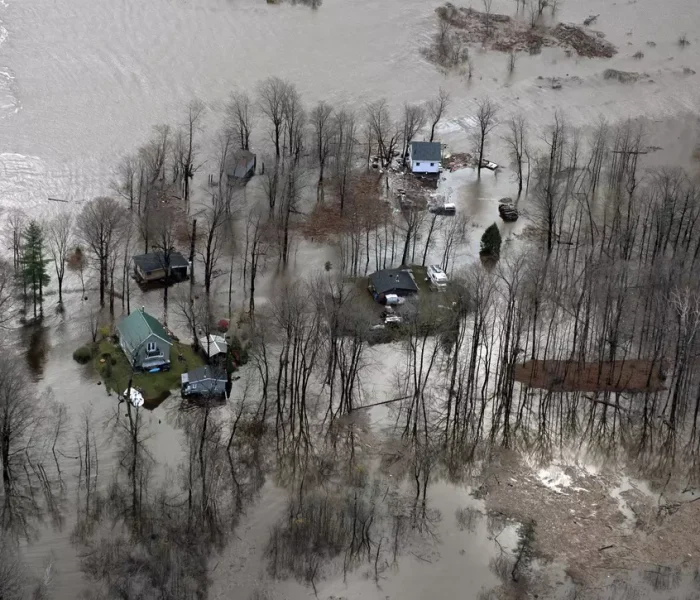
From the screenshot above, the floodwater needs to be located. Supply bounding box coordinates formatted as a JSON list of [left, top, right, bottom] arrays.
[[2, 0, 700, 597]]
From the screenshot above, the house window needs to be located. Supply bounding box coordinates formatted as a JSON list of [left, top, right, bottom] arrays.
[[416, 162, 421, 166], [146, 341, 158, 356], [430, 162, 435, 166]]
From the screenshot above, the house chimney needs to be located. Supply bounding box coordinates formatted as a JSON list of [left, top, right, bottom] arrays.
[[141, 306, 145, 313]]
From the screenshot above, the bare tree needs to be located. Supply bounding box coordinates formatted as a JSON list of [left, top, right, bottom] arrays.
[[112, 154, 139, 212], [366, 99, 400, 168], [258, 77, 289, 159], [174, 100, 206, 208], [227, 91, 255, 151], [532, 112, 566, 253], [45, 212, 73, 305], [76, 197, 128, 307], [245, 210, 271, 318], [0, 261, 16, 329], [198, 196, 228, 296], [310, 101, 335, 199], [139, 125, 171, 188], [472, 98, 498, 178], [174, 288, 213, 352], [503, 113, 529, 196], [333, 110, 358, 213], [482, 0, 494, 39], [282, 83, 305, 162], [150, 206, 180, 325], [427, 88, 450, 143], [401, 103, 427, 166]]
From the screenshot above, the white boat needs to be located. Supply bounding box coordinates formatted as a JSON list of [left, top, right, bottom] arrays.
[[123, 387, 145, 408]]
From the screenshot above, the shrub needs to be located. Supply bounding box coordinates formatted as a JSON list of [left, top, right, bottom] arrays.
[[98, 325, 111, 340], [480, 223, 502, 258], [73, 345, 93, 364]]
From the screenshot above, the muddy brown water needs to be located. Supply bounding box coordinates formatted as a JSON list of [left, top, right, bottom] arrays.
[[1, 0, 699, 596]]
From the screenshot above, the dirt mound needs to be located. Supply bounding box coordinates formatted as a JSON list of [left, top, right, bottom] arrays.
[[428, 4, 617, 61], [551, 23, 617, 58], [513, 359, 667, 393]]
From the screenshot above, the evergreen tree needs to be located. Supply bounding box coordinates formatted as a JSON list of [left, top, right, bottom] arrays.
[[480, 222, 502, 258], [22, 221, 50, 318]]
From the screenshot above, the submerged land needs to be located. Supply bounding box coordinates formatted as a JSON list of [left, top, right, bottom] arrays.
[[0, 0, 699, 598]]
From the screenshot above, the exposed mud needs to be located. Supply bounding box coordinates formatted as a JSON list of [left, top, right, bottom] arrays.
[[514, 359, 667, 393]]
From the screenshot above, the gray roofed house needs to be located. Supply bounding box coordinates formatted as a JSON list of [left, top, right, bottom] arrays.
[[226, 150, 256, 181], [369, 268, 418, 300], [181, 366, 228, 399], [133, 251, 189, 284], [408, 141, 442, 174], [117, 307, 172, 371]]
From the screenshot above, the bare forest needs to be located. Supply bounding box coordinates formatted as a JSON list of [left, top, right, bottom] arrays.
[[1, 70, 700, 600]]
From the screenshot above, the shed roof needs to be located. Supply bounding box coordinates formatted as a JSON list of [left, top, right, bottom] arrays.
[[410, 141, 442, 162], [117, 308, 172, 349], [183, 366, 227, 384], [133, 251, 189, 272], [369, 269, 418, 296], [226, 150, 256, 179], [199, 334, 228, 358]]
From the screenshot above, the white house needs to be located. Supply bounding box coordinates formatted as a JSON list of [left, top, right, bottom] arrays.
[[408, 141, 442, 174]]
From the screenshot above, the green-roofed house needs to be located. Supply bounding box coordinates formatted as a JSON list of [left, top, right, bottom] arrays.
[[116, 307, 172, 371]]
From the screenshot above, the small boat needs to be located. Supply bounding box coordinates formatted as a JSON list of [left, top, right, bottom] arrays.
[[123, 387, 145, 408]]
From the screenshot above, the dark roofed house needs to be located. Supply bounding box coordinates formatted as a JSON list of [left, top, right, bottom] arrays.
[[226, 150, 256, 182], [368, 268, 418, 301], [133, 251, 189, 284], [408, 141, 442, 174], [181, 366, 228, 399], [117, 307, 172, 371]]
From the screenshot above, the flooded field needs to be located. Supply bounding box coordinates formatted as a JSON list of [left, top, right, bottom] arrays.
[[0, 0, 700, 597]]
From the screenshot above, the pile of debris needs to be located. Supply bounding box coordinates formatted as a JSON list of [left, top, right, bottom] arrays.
[[551, 23, 617, 58], [430, 4, 617, 59], [443, 152, 472, 171], [498, 198, 519, 222]]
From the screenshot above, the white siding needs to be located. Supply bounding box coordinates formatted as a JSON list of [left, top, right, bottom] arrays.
[[410, 159, 440, 174]]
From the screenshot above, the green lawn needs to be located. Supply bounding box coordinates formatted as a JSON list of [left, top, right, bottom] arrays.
[[93, 339, 205, 408]]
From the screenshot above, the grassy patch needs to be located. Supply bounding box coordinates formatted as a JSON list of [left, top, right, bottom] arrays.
[[92, 339, 205, 407]]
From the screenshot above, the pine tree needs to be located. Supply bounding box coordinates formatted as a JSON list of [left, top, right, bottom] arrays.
[[480, 222, 502, 258], [22, 221, 50, 319]]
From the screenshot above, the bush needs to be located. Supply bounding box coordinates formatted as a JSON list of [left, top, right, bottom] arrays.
[[73, 345, 93, 364], [480, 223, 502, 258], [98, 325, 111, 340]]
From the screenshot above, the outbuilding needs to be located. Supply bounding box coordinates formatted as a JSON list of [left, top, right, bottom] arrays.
[[181, 366, 228, 399], [132, 251, 190, 284]]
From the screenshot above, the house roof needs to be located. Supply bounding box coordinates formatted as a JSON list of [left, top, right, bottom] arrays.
[[410, 141, 442, 162], [117, 308, 172, 350], [199, 334, 228, 358], [133, 251, 189, 272], [183, 366, 227, 384], [369, 269, 418, 296], [226, 150, 256, 179]]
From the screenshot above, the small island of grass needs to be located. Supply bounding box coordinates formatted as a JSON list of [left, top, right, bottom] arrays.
[[80, 338, 204, 408]]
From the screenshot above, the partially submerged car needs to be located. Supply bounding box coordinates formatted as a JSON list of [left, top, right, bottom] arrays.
[[428, 202, 456, 215], [480, 159, 499, 171], [427, 265, 449, 290]]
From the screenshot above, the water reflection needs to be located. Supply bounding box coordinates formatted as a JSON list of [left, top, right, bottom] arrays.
[[22, 323, 48, 379]]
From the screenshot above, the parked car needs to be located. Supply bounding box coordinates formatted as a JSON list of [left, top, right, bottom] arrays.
[[480, 159, 499, 171], [427, 265, 448, 290], [428, 202, 456, 215], [383, 293, 406, 306]]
